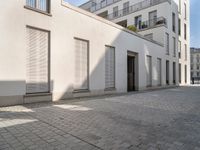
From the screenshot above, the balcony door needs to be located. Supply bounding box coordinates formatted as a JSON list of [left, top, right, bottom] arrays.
[[135, 15, 142, 29], [149, 10, 157, 27]]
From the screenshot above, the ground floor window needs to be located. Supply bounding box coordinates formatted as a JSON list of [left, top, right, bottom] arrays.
[[179, 63, 181, 83], [146, 56, 152, 87], [105, 46, 115, 89], [173, 62, 176, 84], [157, 58, 162, 86], [185, 65, 187, 83], [74, 38, 89, 91], [166, 60, 169, 85], [26, 26, 50, 94]]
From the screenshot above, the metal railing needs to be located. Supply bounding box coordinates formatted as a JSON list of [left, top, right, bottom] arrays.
[[134, 17, 167, 31], [91, 0, 121, 12], [103, 0, 171, 20]]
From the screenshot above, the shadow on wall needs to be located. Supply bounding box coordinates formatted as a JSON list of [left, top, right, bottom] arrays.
[[0, 31, 154, 106]]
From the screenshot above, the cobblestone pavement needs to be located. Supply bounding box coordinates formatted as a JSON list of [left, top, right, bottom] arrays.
[[1, 86, 200, 150]]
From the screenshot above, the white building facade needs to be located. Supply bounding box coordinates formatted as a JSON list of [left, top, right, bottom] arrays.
[[80, 0, 190, 85], [0, 0, 182, 106], [191, 48, 200, 80]]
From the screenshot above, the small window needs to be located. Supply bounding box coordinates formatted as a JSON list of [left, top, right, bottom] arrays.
[[26, 0, 50, 13]]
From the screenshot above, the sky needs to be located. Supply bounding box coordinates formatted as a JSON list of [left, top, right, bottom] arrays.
[[66, 0, 200, 48]]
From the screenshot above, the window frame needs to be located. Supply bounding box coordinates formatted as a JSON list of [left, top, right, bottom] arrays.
[[24, 0, 51, 16], [73, 37, 90, 92]]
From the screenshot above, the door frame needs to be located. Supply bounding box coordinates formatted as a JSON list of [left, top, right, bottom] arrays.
[[127, 51, 138, 92]]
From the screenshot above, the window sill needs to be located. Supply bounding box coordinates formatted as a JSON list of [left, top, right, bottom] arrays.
[[24, 6, 52, 17], [24, 92, 52, 97], [73, 89, 90, 93], [104, 87, 116, 91]]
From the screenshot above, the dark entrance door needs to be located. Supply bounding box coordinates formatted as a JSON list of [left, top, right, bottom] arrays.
[[127, 56, 135, 91]]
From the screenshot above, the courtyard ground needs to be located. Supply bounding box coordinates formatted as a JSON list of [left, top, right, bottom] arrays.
[[0, 86, 200, 150]]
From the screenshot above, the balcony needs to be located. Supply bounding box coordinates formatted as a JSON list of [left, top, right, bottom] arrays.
[[102, 0, 171, 20], [136, 17, 167, 31], [91, 0, 121, 12]]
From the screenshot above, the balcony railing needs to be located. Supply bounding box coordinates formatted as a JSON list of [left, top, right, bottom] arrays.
[[103, 0, 171, 20], [91, 0, 121, 12], [134, 17, 167, 31]]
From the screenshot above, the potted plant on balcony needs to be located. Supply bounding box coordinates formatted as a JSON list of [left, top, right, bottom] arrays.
[[141, 22, 147, 29], [127, 25, 137, 32], [156, 18, 165, 25]]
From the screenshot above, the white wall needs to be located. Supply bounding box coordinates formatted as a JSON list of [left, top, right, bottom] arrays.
[[0, 0, 172, 106]]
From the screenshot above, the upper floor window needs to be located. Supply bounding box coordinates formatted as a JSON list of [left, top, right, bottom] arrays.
[[197, 55, 200, 63], [123, 2, 129, 15], [178, 18, 181, 36], [135, 15, 142, 29], [191, 55, 194, 63], [26, 0, 50, 13], [173, 37, 176, 57], [113, 6, 118, 18], [184, 3, 187, 20], [178, 40, 181, 58], [184, 24, 187, 40], [172, 13, 176, 32], [165, 33, 169, 55], [185, 44, 187, 60], [179, 0, 181, 13]]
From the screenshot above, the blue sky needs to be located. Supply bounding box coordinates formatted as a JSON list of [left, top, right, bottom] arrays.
[[190, 0, 200, 48], [66, 0, 200, 48]]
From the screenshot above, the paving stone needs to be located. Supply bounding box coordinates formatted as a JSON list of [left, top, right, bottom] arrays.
[[0, 87, 200, 150]]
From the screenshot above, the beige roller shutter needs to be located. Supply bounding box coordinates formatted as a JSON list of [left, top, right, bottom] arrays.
[[157, 58, 162, 86], [26, 27, 49, 94], [74, 38, 89, 90], [146, 56, 152, 87], [105, 46, 115, 89]]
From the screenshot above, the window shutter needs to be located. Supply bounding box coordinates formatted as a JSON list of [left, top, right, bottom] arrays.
[[26, 27, 49, 94], [105, 46, 115, 89], [157, 58, 161, 85], [74, 39, 89, 90], [146, 56, 152, 86]]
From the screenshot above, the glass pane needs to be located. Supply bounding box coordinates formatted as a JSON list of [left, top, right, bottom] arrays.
[[26, 0, 36, 8]]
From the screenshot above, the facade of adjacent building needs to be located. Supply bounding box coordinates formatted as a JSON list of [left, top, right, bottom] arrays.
[[191, 48, 200, 80], [80, 0, 190, 85], [0, 0, 188, 106]]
